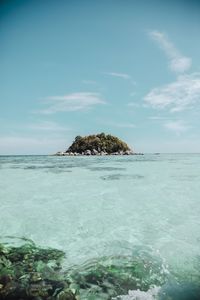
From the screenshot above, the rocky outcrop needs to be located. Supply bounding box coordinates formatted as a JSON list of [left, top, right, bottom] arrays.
[[55, 133, 139, 156]]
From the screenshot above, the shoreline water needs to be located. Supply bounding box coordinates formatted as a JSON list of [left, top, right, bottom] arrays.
[[0, 238, 200, 300], [1, 154, 200, 298]]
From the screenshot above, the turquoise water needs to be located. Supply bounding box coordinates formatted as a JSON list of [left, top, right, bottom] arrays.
[[0, 154, 200, 298]]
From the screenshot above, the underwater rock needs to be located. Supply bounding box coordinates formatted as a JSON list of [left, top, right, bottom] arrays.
[[0, 240, 169, 300], [0, 239, 75, 300], [1, 239, 200, 300], [100, 174, 144, 181], [56, 289, 77, 300], [67, 252, 169, 300]]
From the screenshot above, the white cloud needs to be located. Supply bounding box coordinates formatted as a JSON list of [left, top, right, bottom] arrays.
[[149, 30, 191, 73], [164, 120, 190, 135], [144, 73, 200, 112], [104, 72, 136, 86], [40, 92, 106, 114], [106, 72, 131, 80]]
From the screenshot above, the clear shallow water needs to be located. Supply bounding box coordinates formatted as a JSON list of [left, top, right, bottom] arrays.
[[0, 154, 200, 298]]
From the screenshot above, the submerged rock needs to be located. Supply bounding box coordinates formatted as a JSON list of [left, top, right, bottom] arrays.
[[0, 240, 169, 300], [1, 239, 200, 300], [0, 238, 74, 300], [68, 252, 169, 299]]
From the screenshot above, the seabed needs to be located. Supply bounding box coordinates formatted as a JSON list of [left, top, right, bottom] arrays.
[[0, 237, 200, 300]]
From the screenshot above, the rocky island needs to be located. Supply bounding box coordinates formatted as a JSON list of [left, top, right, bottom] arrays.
[[55, 133, 138, 156]]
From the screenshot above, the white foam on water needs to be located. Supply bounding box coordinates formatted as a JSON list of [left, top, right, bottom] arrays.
[[113, 286, 161, 300]]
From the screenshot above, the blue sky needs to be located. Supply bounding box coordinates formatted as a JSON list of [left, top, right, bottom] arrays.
[[1, 0, 200, 154]]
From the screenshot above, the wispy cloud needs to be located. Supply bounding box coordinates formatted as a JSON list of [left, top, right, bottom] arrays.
[[144, 73, 200, 112], [39, 92, 106, 114], [149, 30, 191, 73], [106, 72, 131, 80], [104, 72, 137, 86], [164, 120, 190, 135]]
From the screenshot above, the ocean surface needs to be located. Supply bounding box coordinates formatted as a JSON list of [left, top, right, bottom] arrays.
[[0, 154, 200, 299]]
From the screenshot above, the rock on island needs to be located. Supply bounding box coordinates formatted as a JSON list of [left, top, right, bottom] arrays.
[[55, 133, 139, 156]]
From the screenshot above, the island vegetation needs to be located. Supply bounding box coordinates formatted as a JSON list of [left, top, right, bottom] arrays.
[[55, 133, 137, 156]]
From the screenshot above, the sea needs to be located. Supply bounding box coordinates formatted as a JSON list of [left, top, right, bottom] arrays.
[[0, 154, 200, 299]]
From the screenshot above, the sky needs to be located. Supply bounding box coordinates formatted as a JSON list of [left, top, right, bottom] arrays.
[[1, 0, 200, 154]]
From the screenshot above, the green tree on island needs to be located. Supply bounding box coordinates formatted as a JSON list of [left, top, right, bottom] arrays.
[[66, 133, 132, 154]]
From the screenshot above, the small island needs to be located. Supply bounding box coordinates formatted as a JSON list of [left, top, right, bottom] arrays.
[[55, 133, 142, 156]]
